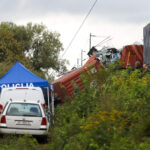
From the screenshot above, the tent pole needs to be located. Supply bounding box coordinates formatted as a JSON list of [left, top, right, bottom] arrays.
[[47, 87, 51, 122], [47, 87, 50, 111], [51, 91, 55, 116]]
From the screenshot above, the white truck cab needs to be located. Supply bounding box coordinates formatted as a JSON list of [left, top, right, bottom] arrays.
[[0, 87, 46, 112]]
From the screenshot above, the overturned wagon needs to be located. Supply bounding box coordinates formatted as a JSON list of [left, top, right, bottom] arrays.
[[120, 45, 143, 68], [52, 54, 104, 102]]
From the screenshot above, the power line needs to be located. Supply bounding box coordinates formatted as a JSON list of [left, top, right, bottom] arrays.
[[94, 36, 112, 47], [62, 0, 98, 57]]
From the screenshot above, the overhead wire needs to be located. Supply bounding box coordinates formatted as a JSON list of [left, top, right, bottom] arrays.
[[51, 0, 98, 77], [97, 38, 112, 47], [94, 36, 112, 47], [62, 0, 98, 57]]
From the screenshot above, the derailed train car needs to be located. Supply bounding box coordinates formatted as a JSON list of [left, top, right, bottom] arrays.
[[53, 44, 144, 102], [120, 45, 143, 68], [52, 54, 104, 102]]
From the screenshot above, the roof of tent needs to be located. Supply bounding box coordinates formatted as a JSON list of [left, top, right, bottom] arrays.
[[0, 62, 52, 90]]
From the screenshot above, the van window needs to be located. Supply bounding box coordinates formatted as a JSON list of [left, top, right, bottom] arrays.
[[6, 103, 42, 117]]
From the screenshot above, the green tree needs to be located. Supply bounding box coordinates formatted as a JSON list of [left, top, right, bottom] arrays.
[[0, 24, 32, 77], [29, 24, 67, 73], [0, 22, 67, 79]]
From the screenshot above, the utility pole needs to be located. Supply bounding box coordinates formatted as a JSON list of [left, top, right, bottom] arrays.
[[89, 33, 92, 50], [89, 33, 97, 50], [77, 58, 80, 68], [81, 50, 85, 66]]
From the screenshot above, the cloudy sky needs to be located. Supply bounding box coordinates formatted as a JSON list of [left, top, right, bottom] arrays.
[[0, 0, 150, 69]]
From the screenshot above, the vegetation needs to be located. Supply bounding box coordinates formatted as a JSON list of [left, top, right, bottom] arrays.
[[1, 62, 150, 149], [0, 22, 67, 79], [47, 62, 150, 150]]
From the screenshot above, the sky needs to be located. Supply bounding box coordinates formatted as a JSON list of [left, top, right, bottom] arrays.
[[0, 0, 150, 69]]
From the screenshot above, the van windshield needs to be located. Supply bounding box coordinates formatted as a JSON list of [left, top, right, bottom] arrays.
[[6, 103, 42, 117]]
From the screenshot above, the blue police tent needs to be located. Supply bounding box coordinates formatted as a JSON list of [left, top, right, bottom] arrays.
[[0, 62, 54, 114], [0, 62, 51, 88]]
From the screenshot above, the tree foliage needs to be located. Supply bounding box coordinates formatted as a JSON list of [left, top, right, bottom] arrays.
[[0, 22, 67, 79], [47, 63, 150, 150]]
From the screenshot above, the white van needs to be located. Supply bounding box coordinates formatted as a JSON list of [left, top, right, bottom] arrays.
[[0, 87, 46, 111]]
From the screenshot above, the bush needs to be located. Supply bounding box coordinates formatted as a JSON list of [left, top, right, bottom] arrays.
[[2, 63, 150, 149]]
